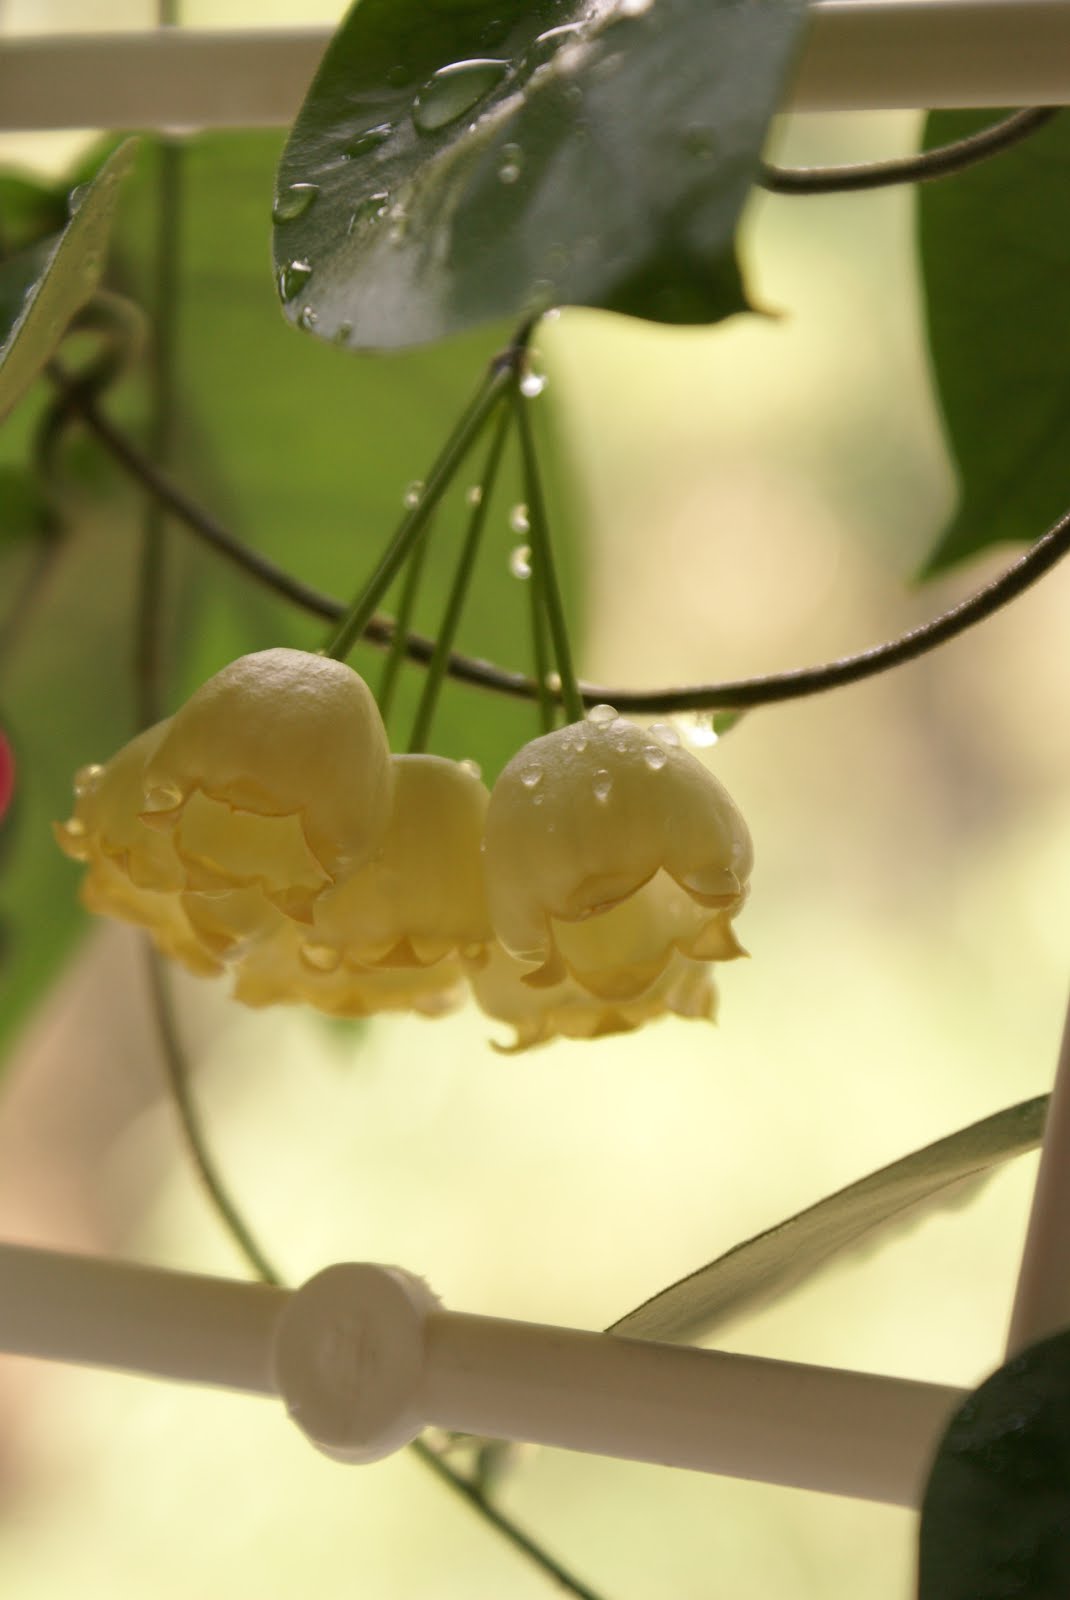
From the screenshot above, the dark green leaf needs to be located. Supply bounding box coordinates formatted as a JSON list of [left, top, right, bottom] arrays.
[[919, 1325, 1070, 1600], [273, 0, 806, 349], [0, 140, 139, 424], [610, 1096, 1047, 1342], [918, 109, 1070, 574]]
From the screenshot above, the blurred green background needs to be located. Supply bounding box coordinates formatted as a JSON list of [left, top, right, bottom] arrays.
[[0, 4, 1068, 1598]]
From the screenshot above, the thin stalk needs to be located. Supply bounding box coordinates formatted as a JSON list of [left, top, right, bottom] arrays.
[[762, 107, 1057, 196], [145, 944, 609, 1598], [529, 557, 555, 735], [410, 1438, 606, 1600], [59, 343, 1070, 714], [144, 946, 282, 1286], [324, 363, 512, 662], [135, 135, 182, 730], [513, 389, 583, 724], [378, 515, 432, 726], [408, 404, 510, 753]]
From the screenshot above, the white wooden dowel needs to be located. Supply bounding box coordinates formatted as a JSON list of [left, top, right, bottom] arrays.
[[1, 1246, 965, 1503], [1, 2, 1069, 135], [1005, 989, 1070, 1356], [0, 1242, 285, 1395]]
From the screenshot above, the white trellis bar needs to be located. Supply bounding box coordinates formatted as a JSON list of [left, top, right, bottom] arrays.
[[0, 1245, 964, 1505], [0, 1, 1070, 133]]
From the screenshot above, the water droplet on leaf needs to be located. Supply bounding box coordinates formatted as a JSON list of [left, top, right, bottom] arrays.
[[272, 182, 319, 223], [412, 59, 508, 134], [298, 305, 318, 331], [498, 143, 523, 184], [278, 260, 312, 302], [348, 192, 390, 233], [346, 122, 393, 158]]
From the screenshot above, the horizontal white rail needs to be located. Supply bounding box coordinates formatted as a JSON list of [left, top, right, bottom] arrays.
[[0, 2, 1069, 134], [0, 1245, 964, 1505]]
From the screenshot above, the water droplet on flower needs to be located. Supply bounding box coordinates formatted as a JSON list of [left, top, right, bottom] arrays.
[[412, 59, 508, 134], [272, 182, 319, 223], [509, 544, 532, 579], [278, 260, 312, 302], [65, 816, 87, 838], [465, 484, 483, 506], [348, 192, 390, 233], [520, 766, 542, 790], [520, 367, 546, 397], [509, 503, 530, 534], [532, 793, 544, 806], [73, 763, 103, 797], [346, 122, 393, 158], [592, 768, 613, 802], [301, 941, 341, 973], [403, 480, 425, 509], [458, 758, 482, 780], [587, 703, 617, 725], [498, 143, 523, 184], [684, 712, 718, 748], [643, 744, 667, 771], [649, 720, 680, 747], [144, 782, 182, 811]]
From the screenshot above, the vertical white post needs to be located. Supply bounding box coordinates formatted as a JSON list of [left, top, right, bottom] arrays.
[[1005, 990, 1070, 1356]]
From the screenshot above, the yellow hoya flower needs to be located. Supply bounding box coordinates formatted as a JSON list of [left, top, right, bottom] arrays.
[[139, 649, 394, 920], [310, 753, 492, 968], [470, 939, 717, 1053], [231, 920, 467, 1020], [54, 722, 221, 977], [482, 709, 752, 996]]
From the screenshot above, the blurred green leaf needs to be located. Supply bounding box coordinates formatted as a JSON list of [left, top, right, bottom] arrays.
[[1, 130, 585, 1058], [919, 1325, 1070, 1600], [610, 1095, 1046, 1342], [918, 109, 1070, 574], [273, 0, 806, 349], [0, 140, 139, 424]]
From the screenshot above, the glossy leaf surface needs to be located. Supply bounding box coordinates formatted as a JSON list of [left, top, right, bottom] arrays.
[[274, 0, 807, 348]]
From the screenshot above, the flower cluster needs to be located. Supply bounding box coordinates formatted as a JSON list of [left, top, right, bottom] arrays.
[[56, 651, 752, 1050]]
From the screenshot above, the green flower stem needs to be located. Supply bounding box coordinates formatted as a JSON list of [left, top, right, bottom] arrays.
[[377, 512, 433, 726], [324, 361, 512, 663], [513, 388, 584, 725], [529, 559, 555, 735], [408, 403, 511, 754]]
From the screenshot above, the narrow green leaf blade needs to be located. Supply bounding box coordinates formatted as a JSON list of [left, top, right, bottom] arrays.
[[273, 0, 807, 349], [0, 139, 139, 423], [918, 109, 1070, 574], [919, 1326, 1070, 1600], [610, 1096, 1047, 1343]]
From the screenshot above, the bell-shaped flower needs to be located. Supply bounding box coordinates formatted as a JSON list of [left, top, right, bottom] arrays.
[[470, 939, 716, 1053], [231, 919, 466, 1019], [54, 723, 220, 975], [139, 649, 394, 920], [310, 753, 492, 968], [482, 711, 752, 993]]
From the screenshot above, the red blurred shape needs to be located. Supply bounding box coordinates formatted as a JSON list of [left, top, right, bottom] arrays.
[[0, 729, 14, 823]]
